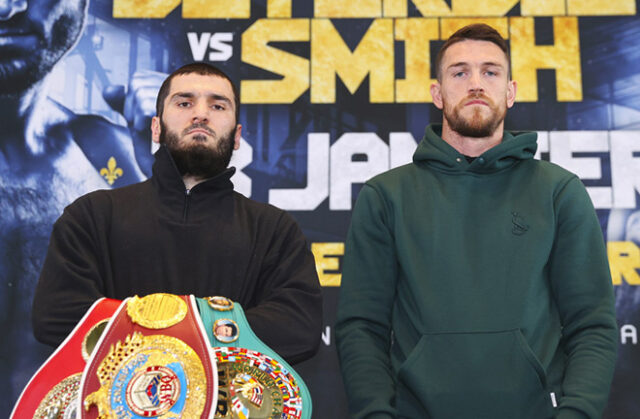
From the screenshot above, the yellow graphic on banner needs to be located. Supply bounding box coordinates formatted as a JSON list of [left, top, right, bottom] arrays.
[[242, 16, 582, 103], [113, 0, 180, 18], [567, 0, 636, 15], [100, 157, 123, 186], [267, 0, 293, 17], [315, 0, 382, 17], [609, 242, 640, 286], [520, 0, 566, 16], [112, 0, 637, 104], [112, 0, 636, 18], [183, 0, 249, 18], [511, 17, 582, 101], [311, 19, 394, 103], [394, 18, 438, 103], [312, 242, 344, 287], [241, 19, 310, 104]]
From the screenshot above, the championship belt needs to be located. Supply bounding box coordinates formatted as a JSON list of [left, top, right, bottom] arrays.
[[10, 298, 121, 419], [196, 296, 312, 419], [80, 293, 217, 419]]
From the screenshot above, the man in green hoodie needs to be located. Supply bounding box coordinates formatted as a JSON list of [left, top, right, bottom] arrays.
[[336, 23, 617, 419]]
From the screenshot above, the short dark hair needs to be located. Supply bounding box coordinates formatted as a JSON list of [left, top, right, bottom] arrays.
[[435, 24, 510, 81], [155, 62, 240, 122]]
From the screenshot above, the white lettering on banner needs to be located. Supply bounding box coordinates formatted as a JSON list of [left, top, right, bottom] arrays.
[[545, 131, 640, 209], [389, 132, 419, 169], [187, 32, 234, 61], [230, 137, 252, 197], [268, 132, 416, 210], [330, 133, 389, 210], [549, 131, 612, 208], [269, 133, 330, 210], [611, 131, 640, 209], [621, 324, 637, 345], [187, 32, 210, 61], [266, 130, 640, 211], [322, 326, 331, 346]]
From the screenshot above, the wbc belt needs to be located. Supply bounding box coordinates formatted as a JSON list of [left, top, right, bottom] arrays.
[[10, 298, 120, 419], [197, 296, 312, 419], [80, 293, 217, 419]]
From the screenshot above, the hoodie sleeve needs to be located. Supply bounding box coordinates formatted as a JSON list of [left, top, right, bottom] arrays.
[[335, 184, 397, 418], [32, 196, 106, 347], [243, 211, 323, 365], [548, 176, 618, 419]]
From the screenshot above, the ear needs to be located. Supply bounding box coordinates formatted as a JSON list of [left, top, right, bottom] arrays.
[[151, 116, 161, 144], [233, 124, 242, 150], [506, 80, 517, 108], [430, 82, 444, 110]]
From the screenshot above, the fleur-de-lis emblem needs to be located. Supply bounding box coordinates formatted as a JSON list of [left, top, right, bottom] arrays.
[[100, 157, 123, 185]]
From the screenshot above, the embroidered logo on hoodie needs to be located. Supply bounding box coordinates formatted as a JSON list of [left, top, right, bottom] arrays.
[[511, 212, 529, 236]]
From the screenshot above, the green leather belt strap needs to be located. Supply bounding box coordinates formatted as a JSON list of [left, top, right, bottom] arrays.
[[196, 297, 312, 419]]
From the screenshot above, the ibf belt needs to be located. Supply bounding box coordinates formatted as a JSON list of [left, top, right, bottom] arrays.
[[10, 298, 120, 419], [80, 293, 217, 419], [197, 297, 312, 419]]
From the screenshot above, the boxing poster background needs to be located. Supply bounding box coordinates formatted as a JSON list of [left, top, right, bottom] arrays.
[[1, 0, 639, 416]]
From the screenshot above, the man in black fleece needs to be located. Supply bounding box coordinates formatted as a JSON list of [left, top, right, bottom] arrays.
[[32, 63, 322, 364]]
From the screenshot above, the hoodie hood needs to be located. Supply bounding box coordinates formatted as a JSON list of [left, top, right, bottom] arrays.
[[413, 124, 538, 174]]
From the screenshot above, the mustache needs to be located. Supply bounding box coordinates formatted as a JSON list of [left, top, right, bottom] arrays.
[[182, 123, 216, 137], [466, 91, 492, 102]]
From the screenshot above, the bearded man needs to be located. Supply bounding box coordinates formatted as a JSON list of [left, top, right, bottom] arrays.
[[336, 24, 617, 419], [32, 63, 323, 365]]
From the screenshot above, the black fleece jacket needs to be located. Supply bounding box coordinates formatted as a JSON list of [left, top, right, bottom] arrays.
[[32, 146, 322, 364]]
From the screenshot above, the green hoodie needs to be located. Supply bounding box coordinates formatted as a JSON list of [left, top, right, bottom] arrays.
[[336, 124, 617, 419]]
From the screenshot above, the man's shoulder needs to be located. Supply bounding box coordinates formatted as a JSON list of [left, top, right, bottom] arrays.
[[64, 180, 151, 214], [521, 158, 579, 186], [366, 162, 421, 190], [231, 191, 298, 226], [233, 191, 284, 214]]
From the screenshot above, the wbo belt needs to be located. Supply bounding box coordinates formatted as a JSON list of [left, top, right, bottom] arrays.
[[81, 293, 218, 419], [197, 296, 312, 419]]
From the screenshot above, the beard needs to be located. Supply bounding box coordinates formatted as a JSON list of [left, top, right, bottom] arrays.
[[443, 92, 507, 138], [0, 5, 86, 96], [160, 120, 236, 179]]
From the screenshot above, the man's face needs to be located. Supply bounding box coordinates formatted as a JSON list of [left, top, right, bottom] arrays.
[[216, 325, 234, 337], [151, 73, 242, 178], [431, 39, 516, 138], [0, 0, 87, 95]]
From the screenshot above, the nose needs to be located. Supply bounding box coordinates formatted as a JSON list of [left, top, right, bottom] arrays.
[[191, 101, 210, 124], [468, 71, 484, 95], [0, 0, 27, 20]]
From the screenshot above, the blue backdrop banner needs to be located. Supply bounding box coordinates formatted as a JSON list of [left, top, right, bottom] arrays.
[[1, 1, 639, 417]]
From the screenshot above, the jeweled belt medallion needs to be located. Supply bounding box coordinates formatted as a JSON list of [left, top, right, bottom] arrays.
[[84, 332, 207, 418], [207, 296, 234, 312], [33, 373, 82, 419], [214, 347, 303, 419], [126, 293, 188, 329]]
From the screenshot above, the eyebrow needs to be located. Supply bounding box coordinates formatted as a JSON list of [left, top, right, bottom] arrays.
[[447, 61, 505, 70], [170, 92, 233, 106]]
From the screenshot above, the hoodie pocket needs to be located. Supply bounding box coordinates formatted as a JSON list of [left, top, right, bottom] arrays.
[[395, 330, 555, 419]]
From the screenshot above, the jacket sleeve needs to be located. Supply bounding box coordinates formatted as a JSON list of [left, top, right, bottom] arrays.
[[335, 184, 397, 418], [32, 197, 106, 347], [244, 211, 323, 365], [549, 177, 618, 419]]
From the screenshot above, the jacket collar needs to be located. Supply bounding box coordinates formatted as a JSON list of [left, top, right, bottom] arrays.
[[151, 145, 236, 195], [413, 124, 538, 174]]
